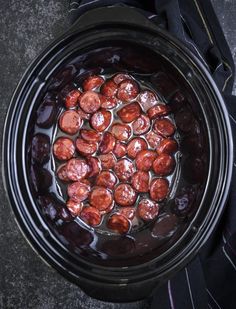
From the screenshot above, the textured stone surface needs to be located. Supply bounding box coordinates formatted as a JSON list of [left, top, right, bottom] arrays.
[[0, 1, 235, 308]]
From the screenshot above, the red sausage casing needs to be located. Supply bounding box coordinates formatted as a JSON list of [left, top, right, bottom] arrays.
[[53, 137, 75, 161], [150, 178, 169, 201]]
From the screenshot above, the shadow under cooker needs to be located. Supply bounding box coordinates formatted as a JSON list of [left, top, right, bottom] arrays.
[[3, 19, 232, 302]]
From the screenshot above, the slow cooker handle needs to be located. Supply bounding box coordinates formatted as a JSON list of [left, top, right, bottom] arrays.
[[70, 6, 159, 32]]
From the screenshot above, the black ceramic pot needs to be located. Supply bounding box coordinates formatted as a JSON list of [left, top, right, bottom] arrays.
[[2, 7, 233, 302]]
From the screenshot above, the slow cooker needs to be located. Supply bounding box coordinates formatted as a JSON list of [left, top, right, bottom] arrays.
[[2, 7, 233, 302]]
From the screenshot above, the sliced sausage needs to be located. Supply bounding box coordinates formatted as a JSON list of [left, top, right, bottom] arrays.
[[113, 73, 132, 84], [80, 206, 102, 227], [58, 207, 74, 222], [31, 134, 50, 164], [65, 89, 81, 109], [132, 114, 150, 135], [87, 156, 101, 177], [147, 104, 170, 119], [99, 153, 117, 170], [127, 137, 148, 159], [36, 100, 57, 128], [100, 200, 115, 215], [96, 171, 117, 189], [77, 109, 91, 120], [100, 95, 118, 109], [118, 207, 135, 220], [169, 91, 186, 113], [114, 158, 135, 182], [90, 109, 112, 132], [175, 108, 194, 133], [99, 132, 116, 154], [53, 137, 75, 161], [117, 102, 141, 123], [75, 138, 97, 156], [131, 171, 150, 193], [59, 110, 82, 135], [135, 150, 157, 171], [137, 199, 159, 221], [66, 158, 90, 181], [138, 90, 159, 111], [150, 178, 169, 201], [66, 199, 82, 216], [157, 138, 178, 155], [146, 131, 163, 149], [101, 80, 118, 97], [111, 123, 131, 141], [153, 154, 176, 176], [67, 179, 91, 202], [80, 129, 101, 143], [57, 164, 70, 182], [79, 91, 101, 113], [107, 214, 130, 234], [82, 75, 104, 91], [114, 184, 137, 206], [117, 79, 139, 102], [89, 186, 113, 211], [153, 118, 176, 137], [113, 142, 127, 158]]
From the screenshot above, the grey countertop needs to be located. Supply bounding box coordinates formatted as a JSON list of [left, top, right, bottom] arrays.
[[0, 1, 236, 308]]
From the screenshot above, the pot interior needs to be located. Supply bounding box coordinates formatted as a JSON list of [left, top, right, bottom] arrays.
[[25, 40, 209, 267]]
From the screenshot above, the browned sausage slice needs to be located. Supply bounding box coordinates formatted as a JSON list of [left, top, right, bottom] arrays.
[[107, 214, 130, 234], [117, 79, 139, 102], [79, 91, 101, 113], [150, 178, 169, 201], [113, 73, 132, 84], [99, 153, 117, 170], [99, 132, 116, 154], [157, 138, 178, 155], [132, 114, 150, 135], [80, 206, 102, 227], [127, 137, 148, 159], [90, 109, 112, 132], [75, 138, 97, 156], [96, 171, 117, 189], [100, 95, 118, 109], [77, 109, 91, 120], [53, 137, 75, 161], [66, 199, 82, 216], [153, 118, 176, 137], [113, 142, 127, 158], [80, 129, 101, 142], [114, 158, 135, 182], [114, 184, 137, 206], [137, 199, 159, 221], [57, 164, 70, 182], [146, 131, 163, 149], [89, 186, 113, 211], [147, 104, 170, 119], [87, 156, 101, 177], [65, 89, 81, 109], [66, 158, 90, 181], [31, 134, 50, 164], [135, 150, 157, 171], [153, 154, 176, 176], [59, 110, 82, 134], [67, 179, 91, 202], [82, 75, 104, 91], [138, 90, 159, 111], [131, 171, 150, 192], [117, 102, 141, 123], [101, 80, 118, 97], [118, 207, 135, 220], [111, 123, 131, 141]]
